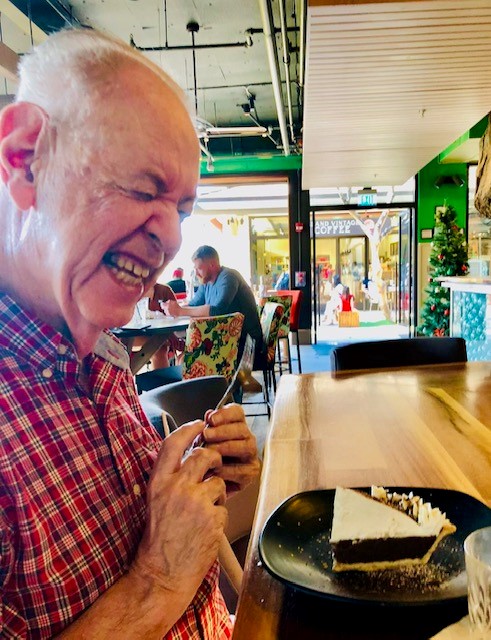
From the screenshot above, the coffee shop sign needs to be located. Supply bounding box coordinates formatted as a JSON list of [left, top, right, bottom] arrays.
[[314, 218, 360, 237]]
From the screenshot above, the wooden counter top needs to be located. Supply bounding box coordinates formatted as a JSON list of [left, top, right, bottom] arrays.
[[233, 362, 491, 639]]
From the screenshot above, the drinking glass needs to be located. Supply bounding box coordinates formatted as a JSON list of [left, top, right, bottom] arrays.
[[464, 526, 491, 639]]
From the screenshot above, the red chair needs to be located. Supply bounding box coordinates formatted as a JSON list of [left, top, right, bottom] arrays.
[[276, 289, 303, 373]]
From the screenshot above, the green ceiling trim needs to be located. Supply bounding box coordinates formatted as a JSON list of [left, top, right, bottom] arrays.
[[470, 114, 489, 138], [438, 114, 489, 163], [200, 154, 302, 176]]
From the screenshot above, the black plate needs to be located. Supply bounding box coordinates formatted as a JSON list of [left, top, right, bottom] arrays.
[[259, 487, 491, 605]]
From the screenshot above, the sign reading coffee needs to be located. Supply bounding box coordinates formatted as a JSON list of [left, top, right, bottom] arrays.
[[314, 218, 359, 237], [314, 215, 392, 238]]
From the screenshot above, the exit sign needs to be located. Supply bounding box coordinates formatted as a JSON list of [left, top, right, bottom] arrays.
[[358, 189, 377, 207]]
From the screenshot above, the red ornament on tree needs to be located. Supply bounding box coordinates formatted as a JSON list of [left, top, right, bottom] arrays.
[[461, 264, 468, 273], [444, 309, 449, 316], [431, 304, 436, 311], [434, 328, 445, 337], [438, 253, 444, 260]]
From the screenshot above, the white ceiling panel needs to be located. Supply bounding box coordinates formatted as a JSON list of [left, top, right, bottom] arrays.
[[302, 0, 491, 188]]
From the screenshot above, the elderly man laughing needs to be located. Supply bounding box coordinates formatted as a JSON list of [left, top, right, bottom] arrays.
[[0, 29, 259, 639]]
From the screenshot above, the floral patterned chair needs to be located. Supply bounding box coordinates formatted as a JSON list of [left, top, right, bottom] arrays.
[[182, 312, 244, 383], [136, 312, 244, 393]]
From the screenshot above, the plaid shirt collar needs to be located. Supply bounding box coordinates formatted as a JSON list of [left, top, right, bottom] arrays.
[[0, 291, 129, 371]]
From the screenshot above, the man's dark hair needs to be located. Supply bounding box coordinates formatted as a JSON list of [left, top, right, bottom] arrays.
[[192, 245, 220, 262]]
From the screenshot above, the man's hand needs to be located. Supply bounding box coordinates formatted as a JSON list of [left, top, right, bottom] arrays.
[[203, 403, 260, 495], [131, 421, 227, 606], [162, 299, 183, 317]]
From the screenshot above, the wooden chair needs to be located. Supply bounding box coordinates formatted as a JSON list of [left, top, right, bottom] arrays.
[[276, 289, 303, 373], [136, 312, 244, 392], [330, 337, 467, 373]]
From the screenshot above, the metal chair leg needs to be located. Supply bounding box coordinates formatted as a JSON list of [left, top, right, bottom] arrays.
[[263, 369, 271, 417], [286, 337, 292, 373], [293, 329, 302, 373], [277, 341, 283, 376]]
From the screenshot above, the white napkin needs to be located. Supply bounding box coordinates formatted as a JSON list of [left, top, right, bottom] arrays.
[[430, 616, 472, 639]]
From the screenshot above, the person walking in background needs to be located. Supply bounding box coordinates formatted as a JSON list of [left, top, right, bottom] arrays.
[[323, 274, 344, 325], [351, 261, 362, 303], [166, 267, 187, 294], [274, 269, 289, 291], [340, 285, 356, 312]]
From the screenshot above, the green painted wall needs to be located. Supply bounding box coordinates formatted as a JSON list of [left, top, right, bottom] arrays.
[[200, 154, 302, 176], [417, 157, 468, 243]]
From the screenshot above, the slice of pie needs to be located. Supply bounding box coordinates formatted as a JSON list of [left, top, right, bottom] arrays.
[[329, 486, 456, 572]]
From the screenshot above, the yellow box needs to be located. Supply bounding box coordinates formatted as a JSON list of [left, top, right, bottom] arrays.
[[338, 311, 360, 327]]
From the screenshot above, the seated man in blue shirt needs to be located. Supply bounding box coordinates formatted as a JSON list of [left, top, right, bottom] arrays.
[[164, 245, 266, 372]]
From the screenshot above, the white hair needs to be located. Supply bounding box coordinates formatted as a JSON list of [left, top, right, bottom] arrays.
[[17, 28, 189, 119], [15, 28, 193, 174]]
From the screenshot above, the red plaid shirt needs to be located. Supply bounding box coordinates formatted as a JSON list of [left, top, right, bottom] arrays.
[[0, 293, 232, 639]]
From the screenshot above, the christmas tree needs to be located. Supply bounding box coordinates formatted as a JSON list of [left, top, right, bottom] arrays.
[[418, 204, 469, 337]]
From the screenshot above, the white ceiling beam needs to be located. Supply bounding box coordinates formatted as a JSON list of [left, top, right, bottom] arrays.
[[302, 0, 491, 187], [0, 42, 19, 82]]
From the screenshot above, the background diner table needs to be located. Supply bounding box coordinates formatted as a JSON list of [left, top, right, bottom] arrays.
[[112, 316, 190, 374], [232, 362, 491, 640]]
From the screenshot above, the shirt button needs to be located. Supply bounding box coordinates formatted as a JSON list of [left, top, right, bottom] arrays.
[[133, 484, 141, 496], [57, 344, 68, 355], [42, 368, 53, 379]]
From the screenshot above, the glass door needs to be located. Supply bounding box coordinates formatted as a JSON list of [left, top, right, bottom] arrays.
[[397, 208, 414, 330], [311, 207, 415, 340]]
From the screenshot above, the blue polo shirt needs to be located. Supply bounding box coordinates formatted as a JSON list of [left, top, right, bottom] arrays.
[[189, 267, 263, 349]]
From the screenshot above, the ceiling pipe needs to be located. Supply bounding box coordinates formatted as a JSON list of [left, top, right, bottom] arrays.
[[42, 0, 80, 26], [278, 0, 295, 143], [257, 0, 290, 156], [130, 35, 253, 52], [246, 26, 299, 35], [298, 0, 307, 89]]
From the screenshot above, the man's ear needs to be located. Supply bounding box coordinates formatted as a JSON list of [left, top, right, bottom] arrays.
[[0, 102, 49, 211]]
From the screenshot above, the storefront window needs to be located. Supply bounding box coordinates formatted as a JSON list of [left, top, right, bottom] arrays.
[[160, 180, 290, 292], [312, 209, 411, 327], [250, 215, 290, 296]]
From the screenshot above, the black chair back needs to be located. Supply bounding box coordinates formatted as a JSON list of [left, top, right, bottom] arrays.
[[139, 375, 229, 436], [330, 337, 467, 373]]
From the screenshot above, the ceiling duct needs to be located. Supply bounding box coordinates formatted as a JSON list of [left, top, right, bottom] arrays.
[[205, 126, 268, 138], [257, 0, 290, 156], [278, 0, 295, 143], [196, 116, 269, 140]]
